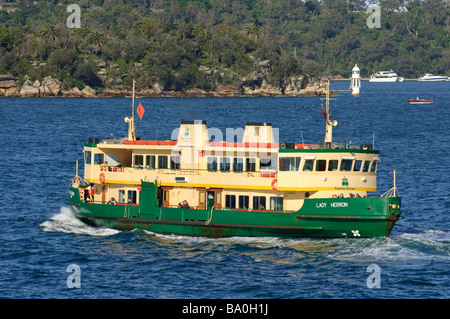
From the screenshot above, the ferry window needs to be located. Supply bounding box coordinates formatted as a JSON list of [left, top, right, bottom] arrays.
[[118, 190, 125, 203], [316, 160, 326, 171], [371, 161, 378, 172], [225, 195, 236, 209], [279, 157, 301, 171], [270, 197, 284, 211], [134, 155, 144, 167], [303, 160, 314, 171], [146, 155, 156, 169], [84, 151, 92, 165], [94, 153, 104, 165], [158, 156, 168, 169], [354, 160, 362, 171], [128, 190, 137, 204], [246, 158, 256, 172], [340, 160, 353, 171], [362, 160, 370, 172], [253, 196, 266, 210], [216, 193, 221, 205], [233, 158, 243, 172], [207, 157, 217, 171], [220, 157, 231, 172], [238, 195, 249, 209], [260, 158, 274, 170], [170, 156, 180, 169], [328, 160, 338, 171]]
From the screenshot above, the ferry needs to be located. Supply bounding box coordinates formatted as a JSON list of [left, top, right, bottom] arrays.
[[67, 81, 402, 238], [408, 97, 434, 104], [418, 74, 449, 82], [369, 70, 404, 82]]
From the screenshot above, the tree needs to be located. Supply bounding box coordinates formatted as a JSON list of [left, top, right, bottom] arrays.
[[39, 24, 60, 42], [87, 30, 107, 47], [243, 22, 263, 41], [133, 17, 161, 40], [73, 62, 102, 88]]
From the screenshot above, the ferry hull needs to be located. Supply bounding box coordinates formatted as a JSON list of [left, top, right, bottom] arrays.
[[68, 183, 401, 238]]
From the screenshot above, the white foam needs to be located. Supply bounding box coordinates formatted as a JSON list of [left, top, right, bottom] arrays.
[[41, 206, 119, 237]]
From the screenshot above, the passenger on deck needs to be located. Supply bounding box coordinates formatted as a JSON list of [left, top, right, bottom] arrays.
[[86, 184, 94, 202], [182, 200, 190, 209], [108, 197, 117, 205]]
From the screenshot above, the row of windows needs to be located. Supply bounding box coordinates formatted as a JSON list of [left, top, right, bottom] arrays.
[[87, 151, 377, 173], [208, 157, 256, 172], [225, 194, 283, 211], [118, 189, 138, 204], [279, 157, 378, 173], [134, 155, 180, 169]]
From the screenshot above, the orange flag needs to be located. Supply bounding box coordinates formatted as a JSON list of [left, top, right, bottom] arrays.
[[137, 103, 145, 119]]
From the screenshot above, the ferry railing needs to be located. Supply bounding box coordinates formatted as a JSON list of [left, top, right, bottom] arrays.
[[100, 165, 278, 178], [380, 169, 400, 197]]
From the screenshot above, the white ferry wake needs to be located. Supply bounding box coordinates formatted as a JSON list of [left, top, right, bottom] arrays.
[[40, 206, 119, 237]]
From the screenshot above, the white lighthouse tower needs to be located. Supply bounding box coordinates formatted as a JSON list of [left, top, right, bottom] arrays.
[[351, 64, 361, 96]]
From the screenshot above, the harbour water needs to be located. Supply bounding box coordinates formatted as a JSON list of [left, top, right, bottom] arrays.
[[0, 81, 448, 300]]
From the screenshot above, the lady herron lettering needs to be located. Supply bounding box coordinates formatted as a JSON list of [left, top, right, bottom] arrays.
[[316, 202, 349, 208]]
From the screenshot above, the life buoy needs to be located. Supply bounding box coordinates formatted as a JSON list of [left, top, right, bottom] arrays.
[[99, 172, 105, 184], [271, 178, 278, 191]]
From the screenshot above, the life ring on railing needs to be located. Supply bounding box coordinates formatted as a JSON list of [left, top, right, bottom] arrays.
[[99, 172, 105, 184], [271, 178, 278, 191]]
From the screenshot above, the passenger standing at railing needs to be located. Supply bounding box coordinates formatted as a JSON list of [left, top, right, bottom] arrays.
[[87, 184, 95, 202]]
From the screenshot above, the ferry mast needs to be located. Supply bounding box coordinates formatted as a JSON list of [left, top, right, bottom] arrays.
[[124, 80, 137, 141], [323, 80, 337, 143]]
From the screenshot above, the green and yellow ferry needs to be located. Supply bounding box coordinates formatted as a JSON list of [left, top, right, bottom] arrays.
[[67, 81, 401, 238]]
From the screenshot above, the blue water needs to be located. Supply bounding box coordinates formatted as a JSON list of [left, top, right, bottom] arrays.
[[0, 81, 448, 299]]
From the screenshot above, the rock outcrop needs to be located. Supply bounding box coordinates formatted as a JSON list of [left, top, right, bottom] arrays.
[[0, 75, 19, 96], [0, 66, 332, 98]]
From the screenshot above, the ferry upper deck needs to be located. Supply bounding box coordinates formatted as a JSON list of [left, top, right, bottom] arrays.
[[80, 120, 379, 210]]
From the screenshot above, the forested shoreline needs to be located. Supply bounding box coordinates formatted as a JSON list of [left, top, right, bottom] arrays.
[[0, 0, 448, 96]]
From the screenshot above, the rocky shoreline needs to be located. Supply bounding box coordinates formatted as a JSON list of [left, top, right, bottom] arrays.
[[0, 73, 335, 98]]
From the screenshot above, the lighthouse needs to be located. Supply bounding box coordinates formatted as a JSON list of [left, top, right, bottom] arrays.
[[351, 64, 361, 96]]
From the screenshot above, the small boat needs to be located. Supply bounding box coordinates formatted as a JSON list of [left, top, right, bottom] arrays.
[[408, 97, 434, 104], [418, 74, 449, 82], [369, 70, 404, 82]]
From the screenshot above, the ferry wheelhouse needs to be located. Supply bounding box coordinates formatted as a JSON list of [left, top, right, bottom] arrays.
[[67, 81, 401, 238]]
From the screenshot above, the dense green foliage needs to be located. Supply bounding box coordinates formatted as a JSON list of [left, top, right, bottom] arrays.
[[0, 0, 448, 90]]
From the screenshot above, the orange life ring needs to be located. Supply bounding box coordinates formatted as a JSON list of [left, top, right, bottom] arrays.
[[271, 178, 278, 191], [99, 172, 105, 184]]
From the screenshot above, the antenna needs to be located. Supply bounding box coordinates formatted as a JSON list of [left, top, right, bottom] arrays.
[[321, 80, 337, 143], [124, 80, 136, 141], [299, 124, 305, 145]]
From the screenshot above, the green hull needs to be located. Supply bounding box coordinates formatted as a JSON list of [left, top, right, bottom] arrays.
[[68, 182, 401, 238]]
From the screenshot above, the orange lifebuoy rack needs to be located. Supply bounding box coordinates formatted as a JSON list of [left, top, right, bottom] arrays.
[[99, 172, 105, 184], [271, 178, 278, 191]]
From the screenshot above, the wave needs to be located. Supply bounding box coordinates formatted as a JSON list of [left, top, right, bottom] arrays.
[[40, 206, 119, 237], [327, 230, 450, 262]]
